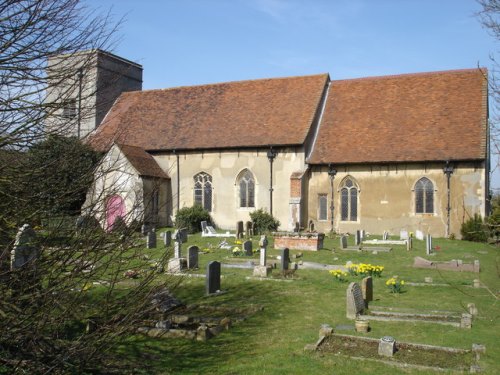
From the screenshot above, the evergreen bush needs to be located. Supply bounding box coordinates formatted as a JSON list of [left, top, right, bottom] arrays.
[[249, 208, 280, 234], [175, 205, 211, 233], [460, 214, 487, 242]]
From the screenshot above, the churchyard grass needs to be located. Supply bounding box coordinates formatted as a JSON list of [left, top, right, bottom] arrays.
[[99, 232, 499, 374]]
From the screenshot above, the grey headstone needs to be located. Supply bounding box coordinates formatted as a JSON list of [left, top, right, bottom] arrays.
[[340, 235, 347, 249], [147, 230, 157, 249], [246, 221, 254, 237], [416, 230, 424, 241], [280, 248, 290, 271], [141, 224, 148, 236], [382, 231, 389, 241], [187, 246, 199, 269], [346, 282, 365, 319], [179, 228, 188, 243], [236, 221, 244, 239], [378, 336, 396, 357], [174, 241, 182, 259], [361, 276, 373, 306], [163, 231, 172, 247], [400, 230, 408, 240], [201, 221, 208, 234], [308, 220, 314, 232], [11, 224, 39, 270], [426, 234, 433, 255], [461, 313, 472, 329], [406, 236, 413, 251], [206, 261, 221, 295], [294, 222, 300, 232], [259, 247, 267, 266], [243, 240, 252, 256], [355, 230, 361, 245]]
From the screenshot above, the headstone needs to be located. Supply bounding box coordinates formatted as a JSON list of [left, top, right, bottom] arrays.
[[426, 234, 433, 255], [378, 336, 396, 357], [259, 235, 268, 266], [11, 224, 39, 270], [173, 229, 181, 244], [346, 282, 365, 319], [461, 313, 472, 329], [400, 230, 409, 240], [473, 260, 480, 272], [147, 230, 157, 249], [187, 246, 199, 269], [424, 276, 433, 283], [308, 220, 314, 232], [467, 303, 478, 316], [201, 220, 208, 234], [280, 248, 290, 271], [473, 279, 481, 288], [206, 261, 221, 295], [361, 276, 373, 307], [406, 237, 413, 251], [360, 230, 365, 241], [416, 230, 424, 241], [382, 231, 389, 240], [355, 230, 361, 245], [141, 224, 148, 236], [163, 231, 172, 247], [246, 221, 254, 237], [340, 235, 347, 249], [179, 228, 188, 243], [294, 222, 300, 232], [236, 221, 244, 239], [243, 240, 252, 256], [174, 241, 182, 259]]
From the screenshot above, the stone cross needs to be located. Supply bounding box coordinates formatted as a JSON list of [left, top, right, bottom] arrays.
[[11, 224, 39, 270], [187, 246, 199, 269], [206, 261, 221, 295], [147, 230, 157, 249], [346, 282, 365, 319], [163, 231, 172, 247], [243, 240, 252, 256], [426, 234, 433, 255], [361, 276, 373, 307], [280, 248, 290, 271], [236, 221, 244, 239]]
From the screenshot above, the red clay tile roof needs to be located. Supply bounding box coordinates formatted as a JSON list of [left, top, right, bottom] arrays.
[[89, 74, 329, 152], [117, 143, 169, 179], [308, 69, 488, 164]]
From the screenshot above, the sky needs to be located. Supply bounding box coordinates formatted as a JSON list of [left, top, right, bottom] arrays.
[[84, 0, 499, 188]]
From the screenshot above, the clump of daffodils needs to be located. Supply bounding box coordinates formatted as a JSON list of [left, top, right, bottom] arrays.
[[329, 269, 349, 282], [346, 263, 384, 277], [386, 276, 405, 293], [232, 247, 242, 256]]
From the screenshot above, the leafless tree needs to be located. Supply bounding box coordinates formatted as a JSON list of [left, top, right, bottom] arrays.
[[0, 1, 176, 373]]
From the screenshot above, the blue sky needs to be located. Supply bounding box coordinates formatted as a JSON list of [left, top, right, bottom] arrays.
[[85, 0, 499, 187]]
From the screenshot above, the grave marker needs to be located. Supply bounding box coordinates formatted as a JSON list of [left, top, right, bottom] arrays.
[[426, 234, 433, 255], [406, 236, 413, 251], [416, 230, 424, 240], [355, 230, 361, 245], [246, 221, 254, 237], [383, 231, 389, 240], [340, 235, 347, 249], [147, 230, 157, 249], [206, 261, 221, 295], [243, 240, 252, 256], [163, 231, 172, 247], [361, 276, 373, 307], [280, 248, 290, 270], [378, 336, 396, 357], [400, 230, 408, 240], [187, 246, 199, 269], [346, 282, 365, 319], [236, 221, 244, 239]]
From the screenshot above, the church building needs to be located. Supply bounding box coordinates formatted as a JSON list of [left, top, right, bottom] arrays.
[[85, 65, 489, 238]]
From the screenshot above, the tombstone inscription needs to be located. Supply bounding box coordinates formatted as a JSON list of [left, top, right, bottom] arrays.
[[346, 282, 365, 319]]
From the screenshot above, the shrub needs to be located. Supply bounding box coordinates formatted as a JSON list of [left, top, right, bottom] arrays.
[[460, 214, 488, 242], [175, 205, 211, 234], [249, 208, 280, 234]]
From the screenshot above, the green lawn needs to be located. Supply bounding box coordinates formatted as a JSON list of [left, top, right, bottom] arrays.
[[118, 231, 499, 374]]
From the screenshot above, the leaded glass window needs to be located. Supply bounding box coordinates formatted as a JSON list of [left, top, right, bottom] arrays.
[[239, 170, 255, 208], [318, 194, 328, 221], [340, 177, 358, 221], [415, 177, 434, 214], [194, 172, 212, 211]]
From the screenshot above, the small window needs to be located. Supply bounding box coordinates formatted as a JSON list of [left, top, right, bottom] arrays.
[[318, 194, 328, 221], [238, 169, 255, 208], [62, 99, 77, 119], [340, 177, 358, 221], [194, 172, 212, 211], [415, 177, 434, 214]]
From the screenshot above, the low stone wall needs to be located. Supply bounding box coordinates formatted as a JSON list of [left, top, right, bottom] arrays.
[[273, 232, 325, 251]]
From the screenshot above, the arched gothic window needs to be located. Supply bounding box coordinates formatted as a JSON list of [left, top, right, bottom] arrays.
[[238, 169, 255, 208], [415, 177, 434, 214], [194, 172, 212, 212], [340, 177, 358, 221]]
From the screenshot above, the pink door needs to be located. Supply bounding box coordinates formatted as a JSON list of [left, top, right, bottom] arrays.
[[106, 195, 125, 231]]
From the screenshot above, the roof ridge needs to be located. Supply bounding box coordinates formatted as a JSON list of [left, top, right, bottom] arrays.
[[331, 67, 487, 84]]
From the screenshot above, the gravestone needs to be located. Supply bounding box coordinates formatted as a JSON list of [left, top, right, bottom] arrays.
[[382, 231, 389, 240], [461, 313, 472, 329], [346, 282, 365, 319], [243, 240, 252, 256], [294, 222, 300, 232], [360, 230, 365, 241], [400, 230, 409, 240], [308, 220, 314, 232], [141, 224, 148, 236], [406, 236, 413, 251], [206, 261, 221, 295], [11, 224, 39, 270], [355, 230, 361, 245], [246, 221, 254, 237], [187, 246, 199, 269], [426, 234, 433, 255], [378, 336, 396, 357], [179, 228, 188, 243], [201, 220, 208, 234], [280, 248, 290, 270], [147, 230, 157, 249], [361, 276, 373, 307], [340, 235, 347, 249], [416, 230, 424, 241], [174, 242, 182, 259], [163, 231, 172, 247], [253, 235, 271, 277], [236, 221, 244, 239]]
